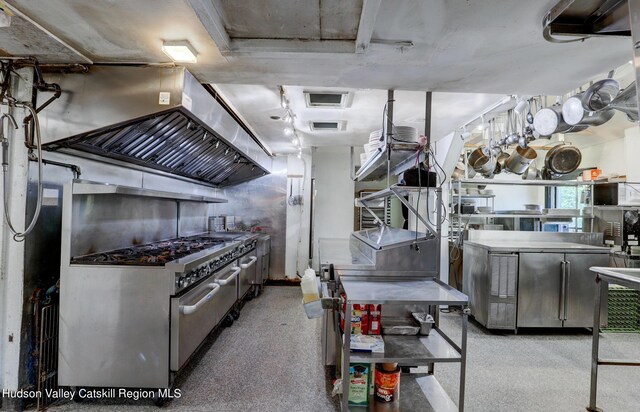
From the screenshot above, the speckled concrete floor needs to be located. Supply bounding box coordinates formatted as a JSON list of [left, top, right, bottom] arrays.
[[433, 310, 640, 412], [46, 288, 640, 412], [48, 287, 339, 412]]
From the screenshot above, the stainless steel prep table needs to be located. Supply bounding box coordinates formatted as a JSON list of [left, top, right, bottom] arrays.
[[464, 240, 611, 254], [340, 279, 469, 411], [588, 267, 640, 412], [463, 235, 609, 330]]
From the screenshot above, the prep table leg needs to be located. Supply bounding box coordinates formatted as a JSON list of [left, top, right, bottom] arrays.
[[460, 307, 469, 412], [587, 275, 603, 412], [342, 302, 351, 411]]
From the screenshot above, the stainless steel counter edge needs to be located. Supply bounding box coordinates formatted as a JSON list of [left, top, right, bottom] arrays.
[[341, 278, 469, 305], [590, 266, 640, 288], [464, 240, 612, 254]]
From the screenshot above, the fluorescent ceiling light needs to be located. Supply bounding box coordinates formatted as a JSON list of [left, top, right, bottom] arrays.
[[162, 40, 198, 63]]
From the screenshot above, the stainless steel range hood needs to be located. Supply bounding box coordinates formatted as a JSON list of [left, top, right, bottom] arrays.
[[40, 66, 271, 187]]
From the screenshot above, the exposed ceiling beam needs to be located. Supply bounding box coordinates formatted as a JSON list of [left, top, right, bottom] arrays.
[[188, 0, 231, 53], [230, 39, 354, 55], [355, 0, 383, 53], [4, 1, 92, 63]]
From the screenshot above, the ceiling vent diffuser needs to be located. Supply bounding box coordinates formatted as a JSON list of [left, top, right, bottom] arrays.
[[304, 91, 351, 108], [309, 121, 346, 131]]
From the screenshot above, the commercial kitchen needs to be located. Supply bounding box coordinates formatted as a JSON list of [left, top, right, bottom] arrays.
[[2, 1, 640, 411]]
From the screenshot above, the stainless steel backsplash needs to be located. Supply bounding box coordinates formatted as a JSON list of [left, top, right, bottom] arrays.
[[214, 156, 287, 278]]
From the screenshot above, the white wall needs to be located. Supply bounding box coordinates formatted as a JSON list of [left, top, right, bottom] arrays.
[[285, 154, 312, 278], [580, 125, 640, 180], [311, 146, 355, 269]]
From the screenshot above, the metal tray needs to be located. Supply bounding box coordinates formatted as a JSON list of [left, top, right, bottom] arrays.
[[381, 317, 419, 335]]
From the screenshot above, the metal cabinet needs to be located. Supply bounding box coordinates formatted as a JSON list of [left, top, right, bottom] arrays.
[[462, 246, 518, 329], [487, 254, 518, 329], [518, 252, 608, 328], [518, 253, 565, 328], [563, 253, 607, 327]]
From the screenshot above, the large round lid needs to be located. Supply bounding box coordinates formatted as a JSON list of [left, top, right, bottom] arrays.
[[533, 107, 560, 136], [582, 78, 620, 112], [547, 145, 582, 174], [562, 96, 585, 126]]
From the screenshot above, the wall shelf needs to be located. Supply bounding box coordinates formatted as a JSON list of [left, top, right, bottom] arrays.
[[72, 179, 227, 203]]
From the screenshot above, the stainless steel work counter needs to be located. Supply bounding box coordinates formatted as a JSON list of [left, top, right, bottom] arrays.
[[341, 278, 468, 305], [318, 238, 374, 270], [588, 267, 640, 411], [464, 240, 611, 254]]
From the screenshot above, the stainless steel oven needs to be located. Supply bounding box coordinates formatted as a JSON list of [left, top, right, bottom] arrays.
[[238, 254, 258, 299], [213, 263, 241, 321], [59, 181, 261, 390], [170, 279, 221, 371]]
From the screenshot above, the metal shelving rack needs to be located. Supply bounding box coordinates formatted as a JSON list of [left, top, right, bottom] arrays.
[[340, 279, 469, 411], [357, 190, 390, 230], [449, 179, 596, 242], [338, 91, 468, 410]]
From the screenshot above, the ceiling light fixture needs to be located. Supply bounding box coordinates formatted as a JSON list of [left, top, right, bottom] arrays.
[[280, 85, 302, 153], [162, 40, 198, 63]]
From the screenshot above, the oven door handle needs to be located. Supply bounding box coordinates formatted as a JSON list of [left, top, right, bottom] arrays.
[[180, 283, 220, 315], [240, 256, 258, 269], [215, 267, 241, 286]]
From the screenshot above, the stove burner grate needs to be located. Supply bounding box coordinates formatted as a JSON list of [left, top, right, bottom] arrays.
[[71, 236, 228, 266]]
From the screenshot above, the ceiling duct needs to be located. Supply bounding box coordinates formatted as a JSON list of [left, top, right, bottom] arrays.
[[40, 66, 271, 187]]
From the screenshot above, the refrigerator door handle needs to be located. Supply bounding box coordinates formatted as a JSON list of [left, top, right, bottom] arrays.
[[564, 261, 571, 321], [559, 261, 567, 321]]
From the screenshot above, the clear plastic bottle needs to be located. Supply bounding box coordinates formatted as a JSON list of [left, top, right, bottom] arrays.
[[301, 267, 319, 303]]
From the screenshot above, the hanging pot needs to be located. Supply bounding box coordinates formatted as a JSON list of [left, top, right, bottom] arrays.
[[493, 161, 503, 175], [505, 146, 538, 175], [544, 143, 582, 175], [582, 79, 639, 122], [473, 155, 497, 176], [497, 152, 510, 169], [468, 148, 486, 173], [522, 162, 540, 180], [452, 162, 466, 181], [562, 93, 614, 127], [533, 104, 587, 136]]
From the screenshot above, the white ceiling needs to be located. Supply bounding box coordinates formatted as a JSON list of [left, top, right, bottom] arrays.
[[214, 84, 504, 154], [1, 0, 636, 156]]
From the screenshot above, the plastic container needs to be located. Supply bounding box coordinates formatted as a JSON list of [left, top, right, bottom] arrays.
[[301, 269, 319, 304], [303, 299, 323, 319], [374, 363, 400, 403]]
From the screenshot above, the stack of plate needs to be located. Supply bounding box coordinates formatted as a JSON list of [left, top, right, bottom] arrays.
[[369, 129, 383, 143], [363, 142, 379, 158], [392, 126, 419, 142], [364, 129, 384, 158]]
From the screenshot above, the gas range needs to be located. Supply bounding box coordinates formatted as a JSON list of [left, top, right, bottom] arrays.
[[70, 235, 228, 266], [70, 233, 258, 294], [169, 237, 257, 293]]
